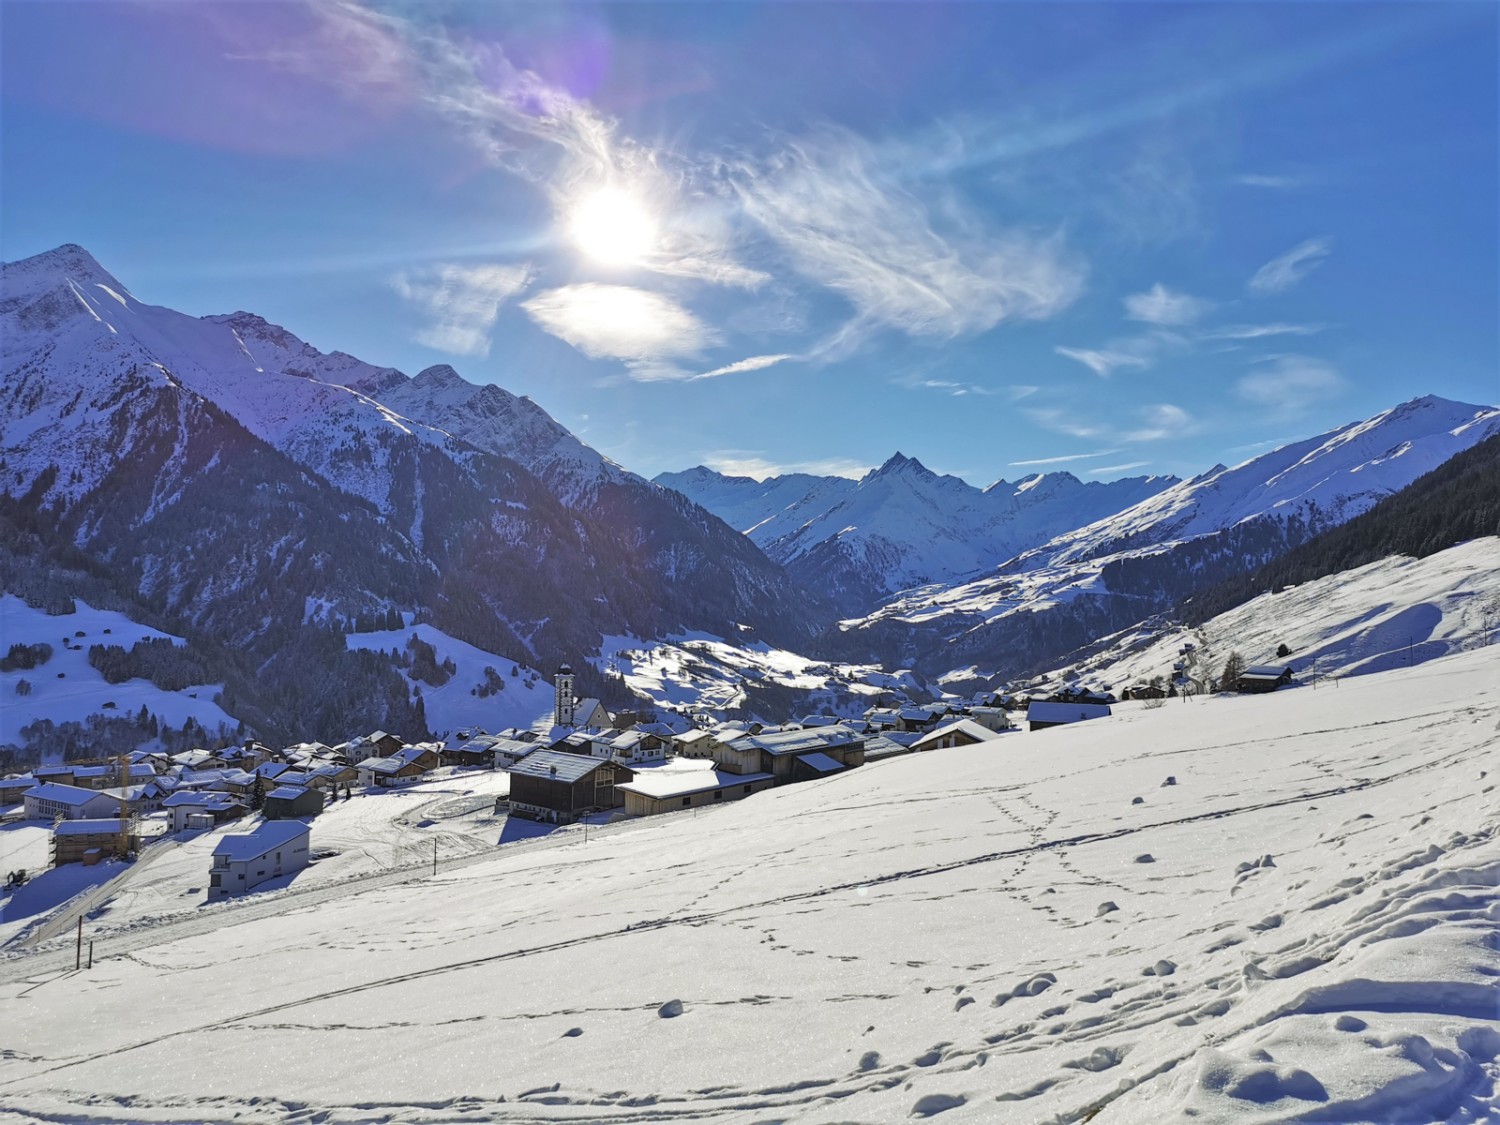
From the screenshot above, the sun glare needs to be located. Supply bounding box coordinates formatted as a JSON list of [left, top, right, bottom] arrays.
[[569, 187, 657, 266]]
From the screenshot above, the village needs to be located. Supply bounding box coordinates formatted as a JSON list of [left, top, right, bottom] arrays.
[[0, 652, 1297, 929]]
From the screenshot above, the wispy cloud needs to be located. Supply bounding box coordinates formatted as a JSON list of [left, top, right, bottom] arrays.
[[1199, 322, 1324, 340], [693, 354, 795, 381], [390, 262, 532, 356], [1123, 403, 1195, 442], [730, 126, 1086, 344], [1236, 173, 1302, 189], [1089, 461, 1153, 474], [702, 453, 872, 481], [1123, 283, 1212, 326], [1054, 345, 1153, 379], [1235, 355, 1346, 413], [1009, 449, 1124, 467], [1055, 330, 1186, 378], [892, 372, 1001, 397], [521, 284, 717, 381], [1248, 237, 1332, 295]]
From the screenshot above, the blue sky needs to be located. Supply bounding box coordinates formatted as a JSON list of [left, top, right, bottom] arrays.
[[4, 1, 1496, 485]]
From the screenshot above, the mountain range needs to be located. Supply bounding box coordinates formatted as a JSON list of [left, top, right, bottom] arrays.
[[3, 243, 1497, 747]]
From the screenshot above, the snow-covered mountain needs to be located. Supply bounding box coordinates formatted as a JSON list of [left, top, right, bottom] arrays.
[[833, 395, 1500, 681], [659, 455, 1176, 613], [0, 245, 824, 746]]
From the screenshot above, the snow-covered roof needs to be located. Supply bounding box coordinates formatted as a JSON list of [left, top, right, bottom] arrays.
[[724, 726, 863, 757], [212, 821, 310, 862], [161, 791, 241, 808], [797, 751, 844, 773], [267, 785, 316, 801], [912, 719, 1002, 751], [617, 762, 772, 800], [53, 818, 131, 836], [506, 749, 616, 784], [1027, 701, 1112, 723], [23, 782, 107, 806], [1243, 665, 1294, 679]]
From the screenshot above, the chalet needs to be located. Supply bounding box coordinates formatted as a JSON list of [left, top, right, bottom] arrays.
[[171, 749, 226, 772], [358, 744, 441, 788], [896, 707, 944, 734], [264, 785, 324, 820], [1237, 665, 1295, 694], [616, 760, 774, 817], [597, 729, 669, 765], [342, 732, 401, 764], [1027, 701, 1112, 732], [442, 736, 501, 768], [964, 706, 1014, 733], [490, 737, 541, 769], [0, 776, 37, 806], [23, 782, 123, 821], [208, 821, 311, 900], [911, 719, 1005, 753], [672, 729, 717, 759], [506, 748, 634, 825], [718, 726, 866, 784], [51, 819, 141, 867], [162, 790, 247, 832]]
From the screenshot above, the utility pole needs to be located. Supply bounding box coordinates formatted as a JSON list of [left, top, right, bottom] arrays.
[[432, 839, 437, 876], [75, 916, 82, 971]]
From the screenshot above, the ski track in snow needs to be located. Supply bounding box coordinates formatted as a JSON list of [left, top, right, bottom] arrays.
[[1, 650, 1498, 1124]]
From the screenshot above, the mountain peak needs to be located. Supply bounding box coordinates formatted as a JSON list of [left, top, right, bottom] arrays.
[[869, 452, 934, 480], [3, 243, 128, 298], [415, 364, 468, 388]]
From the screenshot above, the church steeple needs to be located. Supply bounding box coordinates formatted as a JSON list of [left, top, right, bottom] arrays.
[[554, 664, 576, 727]]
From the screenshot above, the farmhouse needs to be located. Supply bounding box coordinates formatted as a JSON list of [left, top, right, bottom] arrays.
[[718, 725, 866, 784], [357, 744, 440, 788], [911, 718, 1006, 753], [1027, 701, 1112, 732], [208, 821, 311, 901], [506, 749, 634, 825], [1237, 665, 1296, 693], [264, 785, 324, 820], [616, 761, 774, 817]]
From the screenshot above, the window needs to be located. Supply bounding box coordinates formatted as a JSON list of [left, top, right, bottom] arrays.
[[713, 790, 723, 801], [681, 797, 691, 807], [742, 785, 752, 795]]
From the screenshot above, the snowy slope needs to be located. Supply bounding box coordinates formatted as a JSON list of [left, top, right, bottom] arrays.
[[0, 595, 236, 750], [654, 466, 859, 537], [345, 624, 553, 737], [1028, 537, 1500, 696], [1, 648, 1496, 1123]]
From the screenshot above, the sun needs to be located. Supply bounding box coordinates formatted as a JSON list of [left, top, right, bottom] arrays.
[[569, 187, 657, 267]]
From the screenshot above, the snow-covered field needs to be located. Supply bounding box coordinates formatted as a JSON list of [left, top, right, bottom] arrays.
[[345, 624, 553, 737], [0, 595, 236, 749], [599, 632, 923, 718], [1, 646, 1496, 1122], [1041, 537, 1500, 695]]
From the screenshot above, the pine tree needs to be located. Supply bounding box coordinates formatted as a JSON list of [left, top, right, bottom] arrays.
[[250, 774, 266, 812], [1218, 652, 1247, 693]]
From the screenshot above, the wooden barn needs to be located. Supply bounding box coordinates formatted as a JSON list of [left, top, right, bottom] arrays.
[[506, 749, 635, 825]]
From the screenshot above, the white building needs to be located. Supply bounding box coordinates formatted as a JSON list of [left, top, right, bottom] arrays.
[[22, 782, 123, 821], [208, 821, 311, 901]]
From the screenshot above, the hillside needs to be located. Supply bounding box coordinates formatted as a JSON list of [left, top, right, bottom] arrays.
[[0, 648, 1495, 1122]]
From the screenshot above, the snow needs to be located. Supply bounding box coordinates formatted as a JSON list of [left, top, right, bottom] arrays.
[[344, 625, 552, 740], [0, 595, 236, 751], [1041, 537, 1500, 696], [598, 632, 923, 721], [0, 645, 1496, 1122]]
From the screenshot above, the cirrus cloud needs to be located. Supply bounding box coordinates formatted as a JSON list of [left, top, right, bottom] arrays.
[[521, 283, 718, 381], [1248, 237, 1332, 295], [391, 262, 532, 357]]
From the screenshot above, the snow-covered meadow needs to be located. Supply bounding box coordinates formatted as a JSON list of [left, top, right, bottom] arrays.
[[1, 645, 1496, 1122], [0, 595, 236, 749]]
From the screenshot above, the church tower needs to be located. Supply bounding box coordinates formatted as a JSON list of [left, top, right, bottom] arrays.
[[554, 664, 576, 727]]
